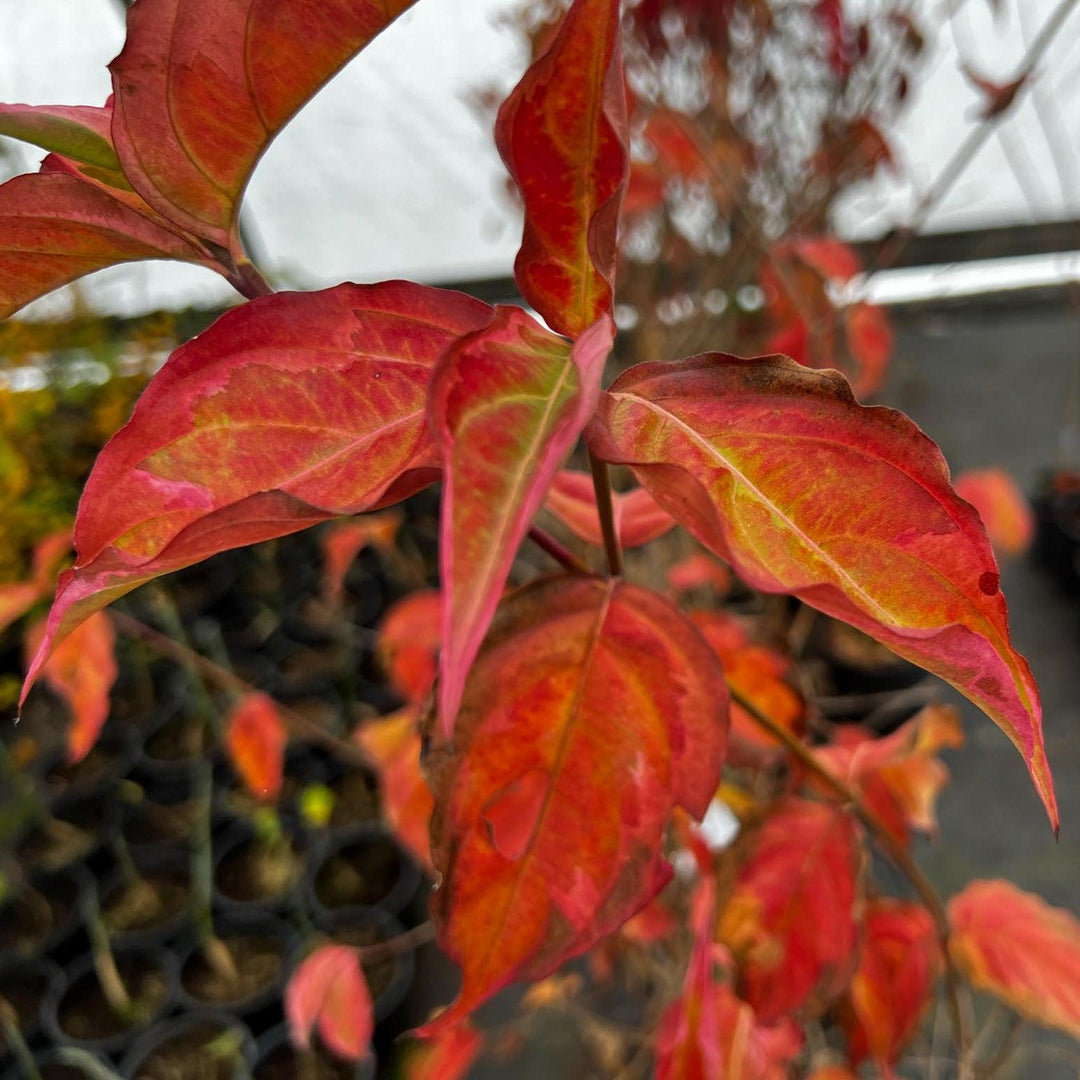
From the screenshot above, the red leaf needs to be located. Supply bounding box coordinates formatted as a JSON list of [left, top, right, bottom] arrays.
[[844, 899, 941, 1071], [496, 0, 628, 337], [587, 353, 1057, 827], [955, 468, 1034, 557], [962, 67, 1028, 120], [225, 692, 287, 803], [422, 575, 728, 1032], [656, 880, 802, 1080], [666, 553, 733, 596], [355, 706, 433, 871], [949, 879, 1080, 1038], [546, 470, 674, 549], [792, 238, 861, 284], [0, 169, 216, 320], [286, 945, 373, 1062], [110, 0, 417, 252], [406, 1023, 483, 1080], [718, 797, 862, 1021], [321, 513, 401, 602], [377, 590, 442, 705], [22, 283, 491, 701], [25, 612, 117, 763], [844, 302, 892, 398], [431, 311, 612, 735]]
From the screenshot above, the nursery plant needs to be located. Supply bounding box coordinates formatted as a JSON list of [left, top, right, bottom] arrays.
[[5, 0, 1080, 1076]]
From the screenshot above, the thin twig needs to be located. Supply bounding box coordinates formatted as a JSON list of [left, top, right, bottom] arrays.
[[866, 0, 1080, 278], [728, 681, 974, 1077], [356, 920, 436, 963], [588, 451, 623, 577], [110, 610, 369, 767], [527, 525, 593, 576]]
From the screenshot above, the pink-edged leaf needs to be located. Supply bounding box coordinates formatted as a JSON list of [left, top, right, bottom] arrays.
[[954, 468, 1034, 557], [225, 692, 287, 802], [0, 103, 119, 170], [546, 469, 674, 549], [587, 352, 1057, 827], [431, 309, 612, 736], [321, 513, 401, 602], [23, 282, 492, 701], [422, 575, 728, 1032], [110, 0, 418, 252], [286, 945, 373, 1062], [949, 879, 1080, 1038], [0, 169, 216, 320], [495, 0, 628, 337], [25, 611, 117, 762]]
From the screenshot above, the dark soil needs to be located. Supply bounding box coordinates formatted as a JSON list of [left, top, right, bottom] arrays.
[[102, 868, 190, 934], [129, 1022, 247, 1080], [45, 741, 123, 796], [144, 714, 214, 763], [123, 798, 200, 848], [0, 967, 48, 1039], [58, 955, 168, 1042], [314, 837, 400, 911], [216, 836, 302, 904], [17, 801, 104, 874], [256, 1043, 358, 1080], [327, 769, 379, 829], [182, 934, 284, 1006], [0, 883, 52, 955]]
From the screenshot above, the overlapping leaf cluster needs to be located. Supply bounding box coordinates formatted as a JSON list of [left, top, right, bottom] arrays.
[[2, 0, 1073, 1073]]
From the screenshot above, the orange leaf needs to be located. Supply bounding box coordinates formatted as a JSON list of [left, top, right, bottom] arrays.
[[25, 611, 116, 763], [23, 283, 491, 702], [0, 583, 40, 635], [718, 797, 863, 1021], [110, 0, 418, 253], [844, 899, 941, 1071], [955, 468, 1034, 557], [496, 0, 627, 337], [431, 310, 612, 735], [546, 470, 674, 549], [588, 353, 1057, 828], [286, 945, 373, 1062], [355, 706, 434, 871], [423, 575, 728, 1031], [321, 513, 401, 602], [377, 590, 442, 705], [815, 704, 963, 847], [843, 302, 892, 398], [225, 693, 287, 803], [949, 879, 1080, 1038]]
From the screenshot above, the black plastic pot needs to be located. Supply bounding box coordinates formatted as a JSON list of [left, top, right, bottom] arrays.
[[1033, 469, 1080, 594], [309, 907, 415, 1029], [15, 789, 123, 878], [253, 1023, 376, 1080], [0, 956, 64, 1057], [120, 1010, 256, 1080], [40, 726, 138, 805], [42, 945, 176, 1059], [0, 864, 89, 963], [305, 825, 420, 923], [133, 702, 216, 803], [212, 820, 307, 916], [120, 781, 201, 858], [321, 759, 381, 834], [0, 1046, 113, 1080], [99, 847, 193, 949], [175, 912, 299, 1031]]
